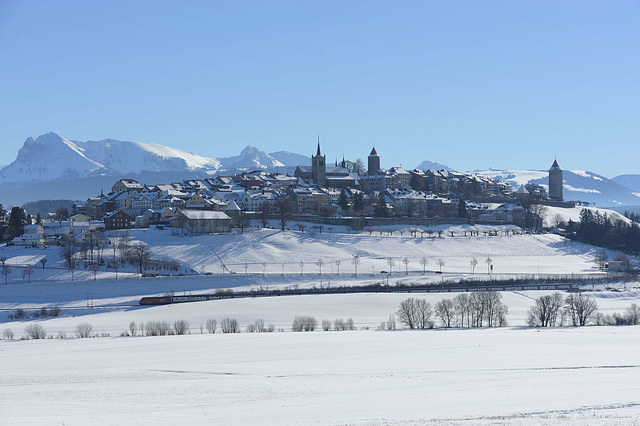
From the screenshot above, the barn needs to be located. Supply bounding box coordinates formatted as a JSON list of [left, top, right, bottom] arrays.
[[169, 209, 231, 234]]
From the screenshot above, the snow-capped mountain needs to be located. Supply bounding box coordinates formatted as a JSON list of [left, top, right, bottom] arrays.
[[0, 133, 221, 183], [219, 146, 285, 170], [475, 169, 640, 207], [80, 138, 221, 174], [0, 133, 307, 185], [414, 160, 452, 171]]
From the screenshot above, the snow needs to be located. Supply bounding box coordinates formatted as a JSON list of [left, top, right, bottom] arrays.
[[474, 169, 548, 188], [3, 323, 640, 424], [2, 223, 640, 424], [564, 184, 601, 194]]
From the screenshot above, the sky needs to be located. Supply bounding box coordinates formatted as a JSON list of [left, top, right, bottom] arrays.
[[0, 1, 638, 177]]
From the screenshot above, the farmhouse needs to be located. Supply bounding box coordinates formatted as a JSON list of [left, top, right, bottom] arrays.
[[169, 209, 231, 234]]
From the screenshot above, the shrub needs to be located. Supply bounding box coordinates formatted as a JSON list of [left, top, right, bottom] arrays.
[[146, 320, 170, 336], [246, 319, 265, 333], [25, 323, 46, 339], [206, 318, 217, 334], [57, 331, 66, 339], [129, 321, 137, 336], [75, 323, 93, 338], [292, 316, 317, 332], [173, 319, 189, 335], [220, 317, 240, 333], [322, 319, 332, 331], [49, 307, 61, 317], [3, 328, 14, 340], [15, 308, 26, 319]]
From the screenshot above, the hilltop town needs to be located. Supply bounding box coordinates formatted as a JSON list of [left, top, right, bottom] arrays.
[[5, 142, 577, 248]]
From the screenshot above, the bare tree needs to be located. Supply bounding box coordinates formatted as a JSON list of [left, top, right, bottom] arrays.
[[129, 321, 138, 336], [61, 238, 77, 281], [387, 258, 395, 274], [564, 293, 598, 326], [454, 293, 471, 327], [206, 318, 217, 334], [75, 323, 93, 338], [25, 323, 47, 339], [316, 259, 325, 275], [3, 328, 14, 340], [22, 266, 34, 284], [485, 256, 493, 274], [435, 298, 455, 328], [402, 257, 410, 274], [437, 258, 445, 273], [220, 317, 240, 333], [351, 255, 360, 276], [419, 256, 428, 274], [173, 319, 189, 335], [258, 201, 271, 228], [322, 319, 332, 331], [2, 263, 12, 285], [334, 259, 341, 274], [470, 257, 478, 274], [527, 293, 564, 327], [594, 249, 608, 270], [39, 258, 47, 270], [298, 261, 305, 275], [292, 316, 317, 332], [261, 262, 267, 275], [128, 242, 151, 275], [275, 195, 296, 231], [626, 303, 640, 325], [397, 298, 433, 329]]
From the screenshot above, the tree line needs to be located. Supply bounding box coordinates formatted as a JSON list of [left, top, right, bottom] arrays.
[[570, 209, 640, 254]]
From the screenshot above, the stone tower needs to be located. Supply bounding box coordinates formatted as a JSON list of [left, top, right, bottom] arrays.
[[549, 159, 563, 202], [312, 140, 326, 186], [368, 147, 380, 176]]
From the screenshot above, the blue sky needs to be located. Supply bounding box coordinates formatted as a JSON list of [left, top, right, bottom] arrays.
[[0, 1, 638, 177]]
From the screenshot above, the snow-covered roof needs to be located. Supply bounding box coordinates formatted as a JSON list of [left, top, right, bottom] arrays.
[[177, 210, 231, 220]]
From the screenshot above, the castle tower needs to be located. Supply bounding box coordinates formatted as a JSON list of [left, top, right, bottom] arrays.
[[368, 147, 380, 176], [549, 159, 563, 202], [312, 140, 326, 186]]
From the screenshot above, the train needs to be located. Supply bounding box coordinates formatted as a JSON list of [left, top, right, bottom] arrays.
[[139, 283, 576, 306]]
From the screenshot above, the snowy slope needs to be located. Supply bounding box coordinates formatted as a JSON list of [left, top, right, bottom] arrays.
[[80, 138, 221, 173], [476, 169, 640, 206]]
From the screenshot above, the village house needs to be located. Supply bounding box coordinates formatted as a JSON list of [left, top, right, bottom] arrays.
[[169, 209, 231, 234]]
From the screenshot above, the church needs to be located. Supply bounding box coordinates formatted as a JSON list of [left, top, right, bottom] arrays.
[[294, 141, 361, 188]]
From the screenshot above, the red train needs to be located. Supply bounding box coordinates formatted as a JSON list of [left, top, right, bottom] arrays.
[[139, 296, 172, 305]]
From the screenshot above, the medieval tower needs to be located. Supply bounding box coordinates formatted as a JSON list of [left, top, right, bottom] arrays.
[[312, 140, 326, 186], [368, 147, 381, 176], [549, 159, 563, 202]]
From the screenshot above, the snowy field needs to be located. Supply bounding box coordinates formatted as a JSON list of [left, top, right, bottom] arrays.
[[3, 325, 640, 425], [2, 222, 640, 424]]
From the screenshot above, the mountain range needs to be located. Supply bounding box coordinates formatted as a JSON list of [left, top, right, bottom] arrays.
[[0, 133, 305, 184], [0, 132, 638, 208]]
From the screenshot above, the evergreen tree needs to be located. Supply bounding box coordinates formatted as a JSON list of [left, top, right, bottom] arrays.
[[353, 192, 365, 215], [7, 207, 27, 239], [338, 192, 349, 213], [458, 199, 467, 218], [375, 193, 390, 218]]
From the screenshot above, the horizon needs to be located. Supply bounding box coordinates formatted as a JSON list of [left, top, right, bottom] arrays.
[[1, 1, 638, 177]]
